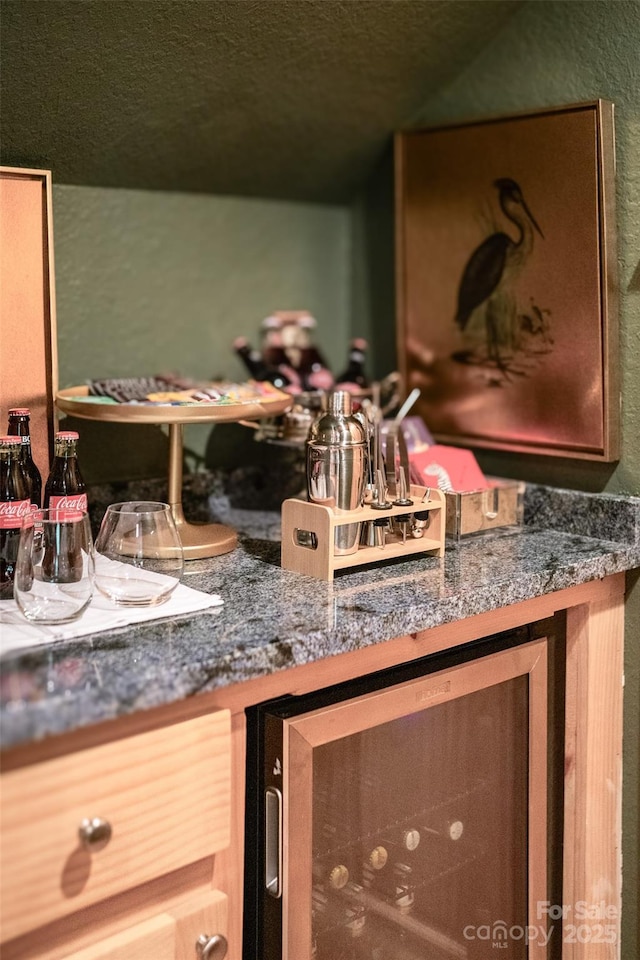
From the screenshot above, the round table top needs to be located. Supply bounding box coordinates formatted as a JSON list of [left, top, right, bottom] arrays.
[[56, 384, 293, 425]]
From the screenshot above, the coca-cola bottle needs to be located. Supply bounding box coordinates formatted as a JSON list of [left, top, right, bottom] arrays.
[[42, 431, 87, 583], [0, 436, 31, 600], [43, 431, 88, 513], [7, 407, 42, 508]]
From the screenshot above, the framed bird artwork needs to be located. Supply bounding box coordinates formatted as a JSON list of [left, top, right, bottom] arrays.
[[395, 100, 619, 461]]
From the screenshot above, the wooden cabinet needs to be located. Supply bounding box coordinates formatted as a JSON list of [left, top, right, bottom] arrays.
[[209, 576, 626, 960], [0, 574, 628, 960], [1, 713, 230, 958]]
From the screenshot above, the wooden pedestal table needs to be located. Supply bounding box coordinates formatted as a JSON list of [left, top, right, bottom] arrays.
[[56, 385, 292, 560]]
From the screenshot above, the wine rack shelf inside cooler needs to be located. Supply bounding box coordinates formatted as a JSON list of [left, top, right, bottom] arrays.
[[281, 486, 446, 581], [313, 778, 490, 901]]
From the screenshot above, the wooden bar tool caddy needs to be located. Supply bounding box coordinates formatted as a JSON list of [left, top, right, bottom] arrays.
[[281, 485, 446, 581]]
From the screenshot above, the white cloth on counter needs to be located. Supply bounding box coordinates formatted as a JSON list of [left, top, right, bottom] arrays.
[[0, 563, 223, 656]]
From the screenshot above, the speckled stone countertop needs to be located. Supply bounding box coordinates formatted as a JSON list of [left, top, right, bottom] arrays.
[[1, 480, 640, 751]]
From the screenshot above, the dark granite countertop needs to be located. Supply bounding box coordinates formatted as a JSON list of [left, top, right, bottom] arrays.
[[1, 482, 640, 751]]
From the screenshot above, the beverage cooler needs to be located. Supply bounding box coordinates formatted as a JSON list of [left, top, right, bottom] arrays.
[[244, 628, 559, 960]]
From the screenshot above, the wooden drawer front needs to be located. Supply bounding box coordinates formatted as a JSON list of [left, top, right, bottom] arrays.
[[60, 890, 228, 960], [1, 711, 231, 941], [63, 915, 176, 960]]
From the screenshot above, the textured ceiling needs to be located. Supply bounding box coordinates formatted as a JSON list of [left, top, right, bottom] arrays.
[[1, 0, 522, 203]]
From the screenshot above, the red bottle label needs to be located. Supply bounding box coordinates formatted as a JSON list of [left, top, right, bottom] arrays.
[[48, 493, 88, 517], [0, 498, 32, 529]]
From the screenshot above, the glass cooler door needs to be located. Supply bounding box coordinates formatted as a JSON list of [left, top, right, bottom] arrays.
[[265, 638, 548, 960]]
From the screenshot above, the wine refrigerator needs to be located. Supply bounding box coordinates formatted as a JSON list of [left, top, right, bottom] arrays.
[[244, 625, 561, 960]]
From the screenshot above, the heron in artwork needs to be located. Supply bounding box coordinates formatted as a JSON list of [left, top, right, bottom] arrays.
[[455, 178, 544, 373]]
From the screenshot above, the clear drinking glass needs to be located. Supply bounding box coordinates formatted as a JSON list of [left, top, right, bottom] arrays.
[[14, 509, 95, 623], [93, 501, 184, 606]]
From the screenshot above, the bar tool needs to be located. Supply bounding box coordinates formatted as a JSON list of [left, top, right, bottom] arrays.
[[391, 467, 412, 543], [373, 516, 389, 549], [306, 391, 367, 555], [371, 468, 392, 510], [411, 511, 431, 538]]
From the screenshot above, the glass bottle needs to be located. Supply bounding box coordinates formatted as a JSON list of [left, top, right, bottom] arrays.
[[260, 317, 302, 390], [313, 860, 351, 891], [7, 407, 42, 507], [361, 842, 390, 890], [296, 315, 334, 392], [260, 315, 288, 368], [233, 336, 293, 390], [0, 436, 30, 599], [313, 881, 367, 957], [336, 338, 369, 390], [376, 827, 421, 872], [43, 431, 88, 512], [420, 817, 464, 842]]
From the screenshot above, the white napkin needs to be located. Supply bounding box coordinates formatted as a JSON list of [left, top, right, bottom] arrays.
[[0, 562, 223, 656]]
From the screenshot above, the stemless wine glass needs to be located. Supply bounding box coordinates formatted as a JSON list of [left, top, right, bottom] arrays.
[[93, 501, 184, 606], [14, 509, 95, 624]]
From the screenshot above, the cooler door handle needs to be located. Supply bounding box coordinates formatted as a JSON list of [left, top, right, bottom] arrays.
[[265, 786, 283, 898]]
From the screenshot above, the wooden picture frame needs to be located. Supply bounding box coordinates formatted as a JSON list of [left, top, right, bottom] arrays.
[[0, 167, 58, 473], [395, 101, 619, 461]]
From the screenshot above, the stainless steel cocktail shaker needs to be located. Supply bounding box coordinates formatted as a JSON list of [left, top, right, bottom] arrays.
[[306, 391, 366, 555]]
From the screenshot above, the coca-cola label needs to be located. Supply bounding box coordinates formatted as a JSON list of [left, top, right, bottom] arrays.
[[48, 494, 88, 519], [0, 499, 32, 529]]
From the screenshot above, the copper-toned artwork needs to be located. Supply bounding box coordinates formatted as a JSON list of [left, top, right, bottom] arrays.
[[395, 101, 618, 461]]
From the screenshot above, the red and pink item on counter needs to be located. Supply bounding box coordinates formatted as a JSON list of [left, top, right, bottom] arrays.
[[409, 444, 489, 493]]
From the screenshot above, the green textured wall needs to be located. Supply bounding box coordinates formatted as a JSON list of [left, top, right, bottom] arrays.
[[358, 1, 639, 954], [52, 185, 350, 470]]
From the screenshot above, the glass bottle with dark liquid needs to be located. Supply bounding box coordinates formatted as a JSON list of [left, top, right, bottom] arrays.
[[233, 336, 294, 390], [43, 431, 88, 513], [42, 431, 88, 583], [0, 436, 30, 599], [7, 408, 42, 508], [335, 338, 369, 390]]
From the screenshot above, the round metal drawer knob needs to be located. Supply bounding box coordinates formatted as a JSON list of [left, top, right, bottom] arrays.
[[78, 816, 112, 851], [196, 933, 228, 960]]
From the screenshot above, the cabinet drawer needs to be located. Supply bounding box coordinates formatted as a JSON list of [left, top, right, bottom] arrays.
[[60, 889, 228, 960], [63, 915, 176, 960], [1, 711, 231, 941]]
